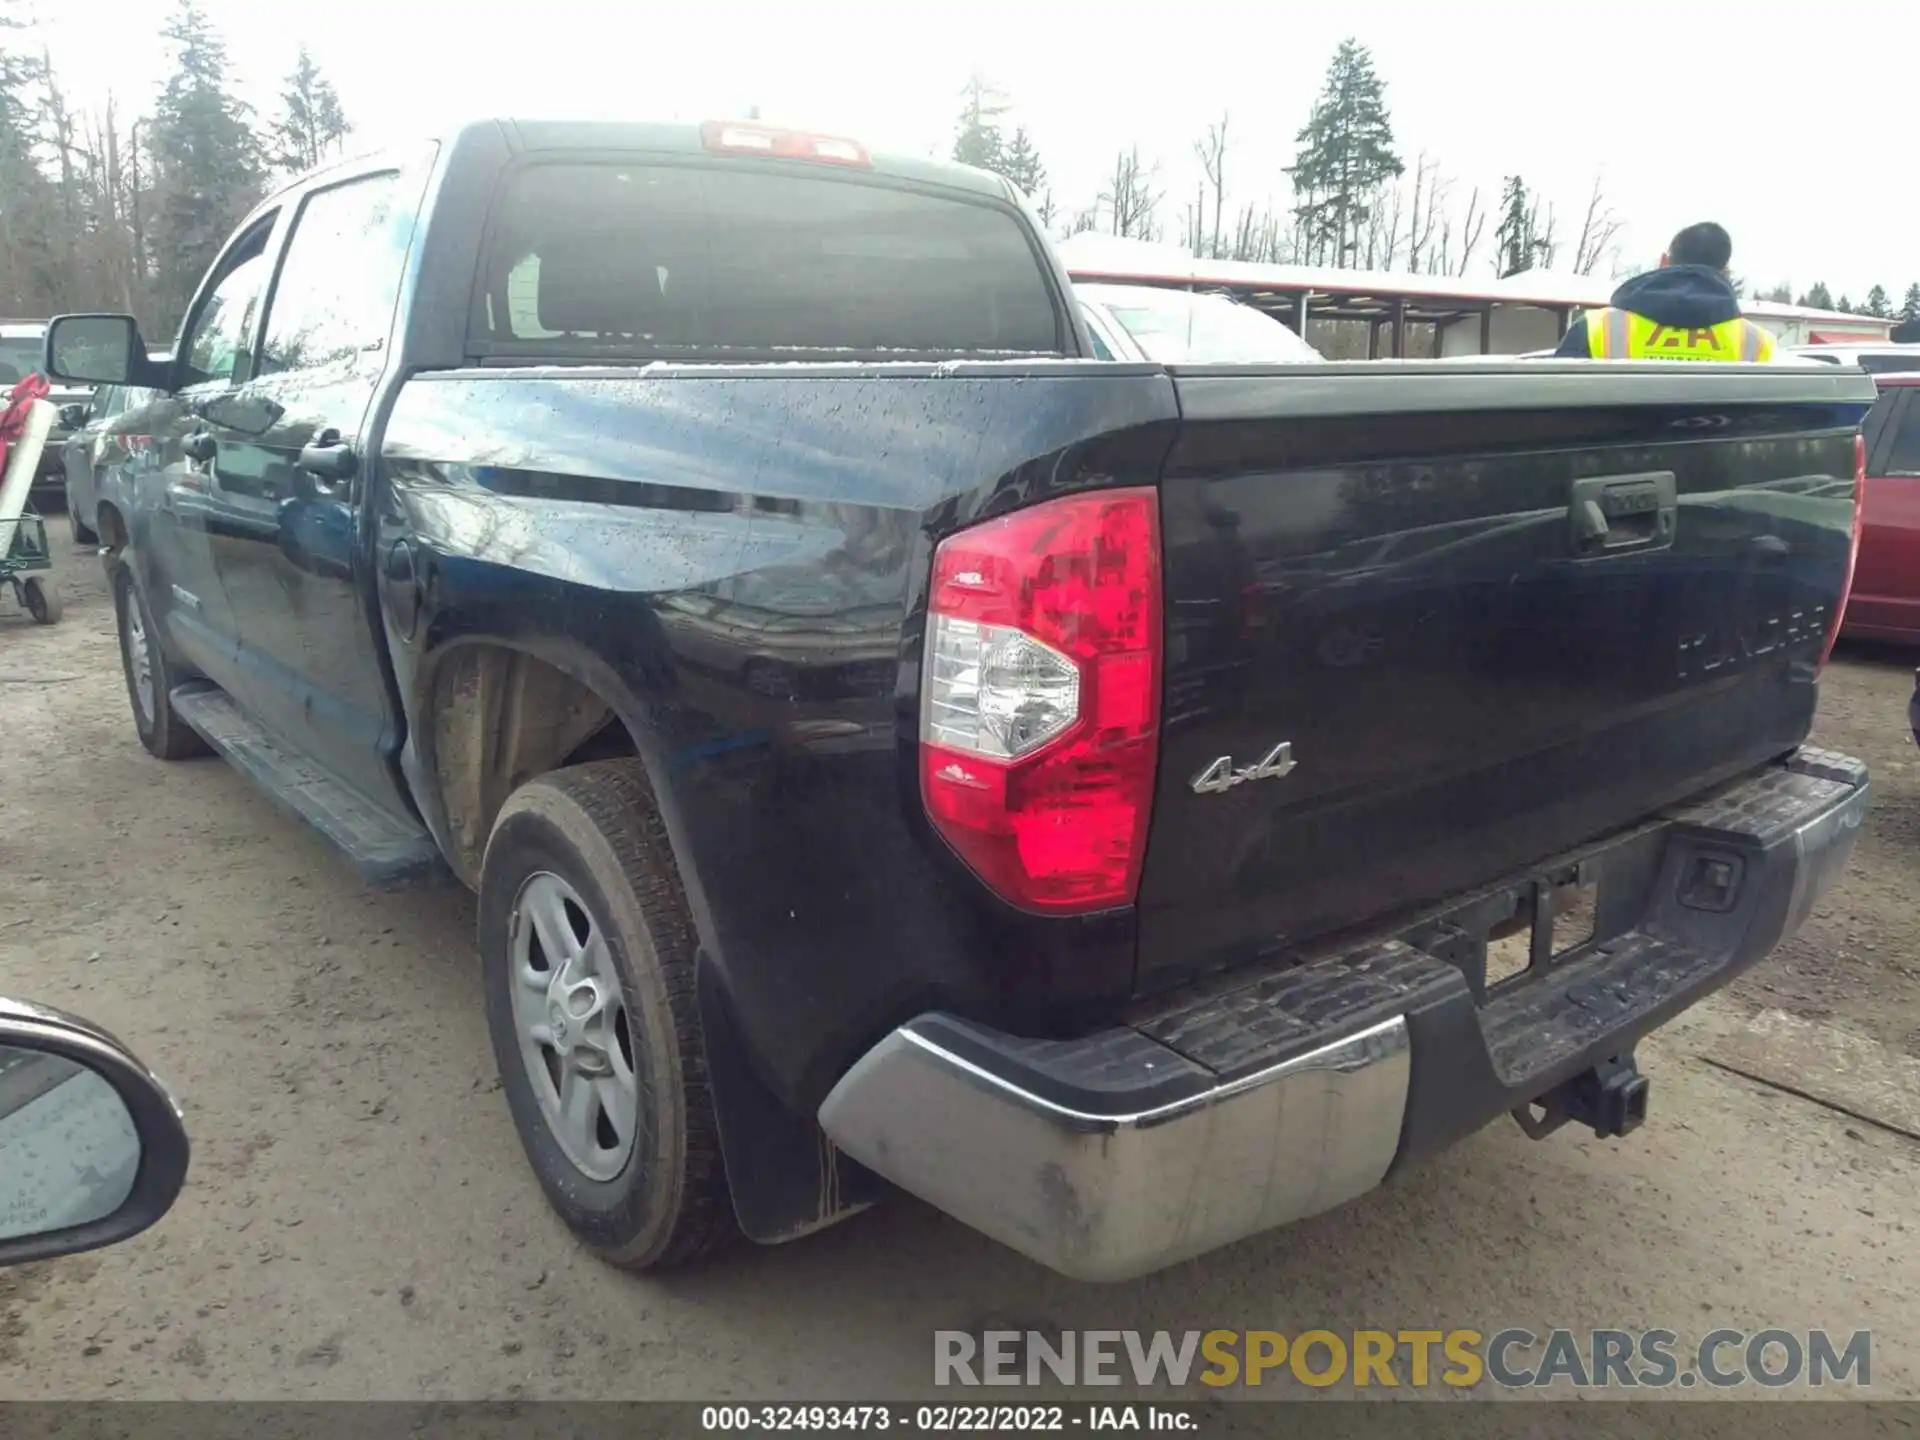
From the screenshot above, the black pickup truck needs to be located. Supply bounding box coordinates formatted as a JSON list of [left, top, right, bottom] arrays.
[[46, 119, 1875, 1282]]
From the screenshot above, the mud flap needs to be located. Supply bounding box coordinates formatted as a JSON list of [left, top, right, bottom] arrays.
[[695, 957, 888, 1244]]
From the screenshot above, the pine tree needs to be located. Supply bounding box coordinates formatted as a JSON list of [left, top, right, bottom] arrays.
[[1836, 295, 1855, 314], [1803, 281, 1834, 310], [0, 0, 60, 316], [1864, 284, 1891, 319], [147, 0, 265, 330], [1286, 39, 1403, 268], [952, 72, 1007, 174], [1493, 176, 1545, 277], [1903, 283, 1920, 322], [270, 45, 350, 175], [996, 126, 1046, 202]]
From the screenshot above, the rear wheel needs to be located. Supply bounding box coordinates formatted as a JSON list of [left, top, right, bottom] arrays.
[[22, 577, 61, 625], [114, 568, 208, 760], [479, 760, 735, 1271]]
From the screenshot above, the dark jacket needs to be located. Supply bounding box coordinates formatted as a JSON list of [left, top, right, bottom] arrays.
[[1554, 265, 1745, 358]]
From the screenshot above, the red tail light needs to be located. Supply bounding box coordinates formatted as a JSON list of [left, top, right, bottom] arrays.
[[1817, 432, 1867, 674], [699, 120, 870, 168], [919, 488, 1162, 914]]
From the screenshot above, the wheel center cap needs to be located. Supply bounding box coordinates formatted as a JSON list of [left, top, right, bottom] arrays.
[[547, 1001, 570, 1047]]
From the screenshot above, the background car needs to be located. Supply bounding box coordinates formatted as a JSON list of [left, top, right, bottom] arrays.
[[1788, 342, 1920, 375], [1076, 282, 1324, 363], [59, 383, 153, 548], [1841, 371, 1920, 642], [0, 321, 95, 507]]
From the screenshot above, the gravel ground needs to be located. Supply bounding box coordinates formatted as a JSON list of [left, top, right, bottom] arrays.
[[0, 531, 1914, 1404]]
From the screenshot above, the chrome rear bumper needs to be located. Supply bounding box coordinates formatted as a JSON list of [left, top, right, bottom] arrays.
[[819, 748, 1868, 1282], [820, 1015, 1408, 1282]]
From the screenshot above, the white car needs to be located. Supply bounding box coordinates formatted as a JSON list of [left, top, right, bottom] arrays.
[[1787, 342, 1920, 375], [1076, 283, 1323, 364]]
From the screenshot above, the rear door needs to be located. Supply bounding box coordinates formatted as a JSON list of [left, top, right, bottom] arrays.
[[200, 156, 429, 813], [1137, 364, 1870, 989], [137, 216, 279, 692]]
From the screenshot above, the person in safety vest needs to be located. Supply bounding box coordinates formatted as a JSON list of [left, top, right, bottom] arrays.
[[1554, 222, 1779, 362]]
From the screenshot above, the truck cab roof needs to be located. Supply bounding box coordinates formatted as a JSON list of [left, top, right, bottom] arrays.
[[263, 117, 1019, 214]]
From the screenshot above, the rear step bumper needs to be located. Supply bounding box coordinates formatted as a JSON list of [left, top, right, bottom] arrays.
[[819, 748, 1869, 1281]]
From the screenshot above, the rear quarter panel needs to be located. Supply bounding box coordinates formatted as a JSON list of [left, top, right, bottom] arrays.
[[376, 365, 1177, 1110]]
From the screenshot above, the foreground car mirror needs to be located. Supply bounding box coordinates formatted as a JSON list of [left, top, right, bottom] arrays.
[[0, 1000, 188, 1268], [43, 315, 165, 390]]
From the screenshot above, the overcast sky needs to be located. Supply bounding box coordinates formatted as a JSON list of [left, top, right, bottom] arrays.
[[26, 0, 1920, 302]]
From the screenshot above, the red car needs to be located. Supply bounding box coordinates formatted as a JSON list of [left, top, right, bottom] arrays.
[[1843, 372, 1920, 641]]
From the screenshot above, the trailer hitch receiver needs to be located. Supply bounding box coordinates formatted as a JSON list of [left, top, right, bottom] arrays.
[[1513, 1052, 1649, 1141]]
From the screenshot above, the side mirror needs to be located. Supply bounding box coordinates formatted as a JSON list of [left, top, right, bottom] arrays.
[[0, 999, 189, 1268], [44, 315, 165, 390], [57, 403, 90, 430], [196, 390, 284, 437]]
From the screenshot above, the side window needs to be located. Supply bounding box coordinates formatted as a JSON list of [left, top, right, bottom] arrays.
[[1083, 310, 1116, 361], [179, 225, 276, 388], [258, 171, 407, 377], [1884, 395, 1920, 477]]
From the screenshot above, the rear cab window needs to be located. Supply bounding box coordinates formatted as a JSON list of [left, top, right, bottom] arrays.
[[1857, 352, 1920, 375], [1879, 390, 1920, 477], [470, 159, 1065, 361]]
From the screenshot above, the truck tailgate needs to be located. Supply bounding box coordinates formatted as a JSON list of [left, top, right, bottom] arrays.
[[1139, 362, 1873, 991]]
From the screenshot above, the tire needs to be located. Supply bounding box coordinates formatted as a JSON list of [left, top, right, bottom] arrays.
[[22, 577, 61, 625], [479, 760, 735, 1271], [114, 567, 209, 760]]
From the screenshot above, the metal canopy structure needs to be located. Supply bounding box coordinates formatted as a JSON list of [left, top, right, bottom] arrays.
[[1052, 233, 1897, 358]]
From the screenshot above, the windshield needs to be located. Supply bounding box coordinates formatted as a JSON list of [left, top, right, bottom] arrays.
[[0, 336, 44, 385], [1089, 289, 1321, 364]]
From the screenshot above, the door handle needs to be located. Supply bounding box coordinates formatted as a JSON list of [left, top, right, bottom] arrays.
[[298, 437, 358, 483], [183, 432, 217, 463], [1568, 471, 1677, 556]]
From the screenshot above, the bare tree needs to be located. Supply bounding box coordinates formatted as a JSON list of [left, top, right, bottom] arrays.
[[1451, 184, 1486, 276], [1194, 112, 1229, 259], [1362, 181, 1402, 269], [1571, 173, 1623, 276], [1403, 153, 1448, 274], [1101, 145, 1161, 240], [1225, 202, 1284, 264]]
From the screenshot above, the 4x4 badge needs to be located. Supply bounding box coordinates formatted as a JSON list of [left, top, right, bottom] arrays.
[[1191, 742, 1297, 795]]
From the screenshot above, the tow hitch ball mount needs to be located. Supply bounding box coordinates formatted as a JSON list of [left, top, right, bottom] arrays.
[[1513, 1051, 1650, 1141]]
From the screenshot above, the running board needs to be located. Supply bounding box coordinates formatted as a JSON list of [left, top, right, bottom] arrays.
[[170, 684, 449, 890]]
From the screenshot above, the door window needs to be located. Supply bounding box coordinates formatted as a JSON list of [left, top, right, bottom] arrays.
[[179, 227, 276, 388], [258, 171, 408, 377]]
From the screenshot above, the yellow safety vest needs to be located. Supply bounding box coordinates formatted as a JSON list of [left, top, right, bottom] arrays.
[[1585, 307, 1777, 362]]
